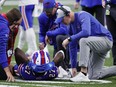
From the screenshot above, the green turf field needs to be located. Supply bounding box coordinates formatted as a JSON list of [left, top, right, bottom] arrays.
[[0, 5, 116, 87]]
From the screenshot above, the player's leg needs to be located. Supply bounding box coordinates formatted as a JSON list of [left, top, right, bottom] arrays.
[[24, 5, 37, 55], [18, 7, 27, 49], [14, 48, 29, 65], [20, 5, 37, 56], [17, 26, 26, 49], [56, 35, 70, 70]]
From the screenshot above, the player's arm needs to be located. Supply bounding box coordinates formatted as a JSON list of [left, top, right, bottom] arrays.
[[14, 48, 30, 65], [38, 13, 48, 48]]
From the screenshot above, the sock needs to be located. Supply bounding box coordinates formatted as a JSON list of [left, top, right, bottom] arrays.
[[82, 72, 87, 76]]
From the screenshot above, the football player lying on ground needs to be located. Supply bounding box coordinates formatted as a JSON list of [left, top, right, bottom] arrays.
[[10, 48, 65, 80]]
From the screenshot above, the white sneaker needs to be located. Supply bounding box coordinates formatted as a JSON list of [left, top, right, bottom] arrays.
[[70, 72, 90, 82], [58, 66, 69, 78]]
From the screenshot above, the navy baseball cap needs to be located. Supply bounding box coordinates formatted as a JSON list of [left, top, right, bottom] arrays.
[[55, 6, 71, 23], [43, 0, 56, 13]]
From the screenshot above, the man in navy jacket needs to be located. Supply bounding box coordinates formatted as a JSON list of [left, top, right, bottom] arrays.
[[0, 8, 22, 82], [74, 0, 105, 25], [102, 0, 116, 65]]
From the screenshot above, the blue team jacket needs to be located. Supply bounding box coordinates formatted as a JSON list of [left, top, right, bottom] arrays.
[[0, 15, 9, 69], [38, 12, 57, 45], [38, 3, 62, 46], [76, 0, 102, 7], [69, 11, 113, 68]]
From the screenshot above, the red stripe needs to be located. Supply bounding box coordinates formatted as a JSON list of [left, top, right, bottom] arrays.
[[40, 51, 45, 65]]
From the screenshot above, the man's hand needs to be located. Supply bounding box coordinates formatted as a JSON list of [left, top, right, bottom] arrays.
[[4, 67, 15, 82], [62, 38, 70, 49], [45, 35, 53, 45], [72, 68, 78, 77], [39, 42, 45, 50]]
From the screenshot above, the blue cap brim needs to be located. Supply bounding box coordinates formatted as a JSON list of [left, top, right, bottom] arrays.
[[55, 17, 63, 23]]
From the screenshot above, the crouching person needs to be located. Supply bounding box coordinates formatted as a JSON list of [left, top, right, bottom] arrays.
[[0, 8, 22, 82], [55, 6, 116, 81]]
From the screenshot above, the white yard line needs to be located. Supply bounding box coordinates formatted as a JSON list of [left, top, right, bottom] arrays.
[[0, 82, 63, 87], [0, 79, 112, 87], [16, 79, 112, 84]]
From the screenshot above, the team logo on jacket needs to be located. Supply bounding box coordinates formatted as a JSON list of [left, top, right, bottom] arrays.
[[31, 50, 50, 65], [5, 34, 9, 37]]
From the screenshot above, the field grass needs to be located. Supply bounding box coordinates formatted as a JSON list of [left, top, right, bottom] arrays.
[[0, 5, 116, 87]]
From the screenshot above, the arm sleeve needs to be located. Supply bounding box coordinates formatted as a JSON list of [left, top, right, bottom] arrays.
[[69, 41, 78, 68], [0, 55, 8, 69], [46, 23, 68, 37], [70, 13, 91, 41], [38, 14, 48, 44], [0, 28, 9, 68]]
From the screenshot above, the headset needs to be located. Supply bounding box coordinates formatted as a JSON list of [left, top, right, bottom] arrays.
[[57, 6, 70, 16]]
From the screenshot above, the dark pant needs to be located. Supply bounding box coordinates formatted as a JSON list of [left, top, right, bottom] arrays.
[[0, 65, 7, 80], [56, 35, 70, 70], [106, 12, 116, 65], [82, 5, 105, 25]]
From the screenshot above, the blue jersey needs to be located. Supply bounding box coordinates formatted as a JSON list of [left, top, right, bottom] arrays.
[[69, 11, 113, 68], [14, 63, 58, 80], [76, 0, 102, 7]]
